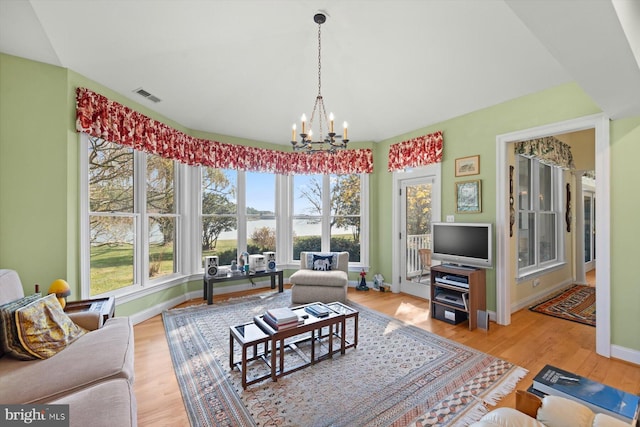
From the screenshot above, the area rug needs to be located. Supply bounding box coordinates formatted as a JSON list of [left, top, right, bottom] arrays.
[[529, 285, 596, 327], [163, 291, 527, 426]]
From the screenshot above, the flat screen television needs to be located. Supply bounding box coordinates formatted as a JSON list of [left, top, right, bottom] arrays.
[[431, 222, 493, 269]]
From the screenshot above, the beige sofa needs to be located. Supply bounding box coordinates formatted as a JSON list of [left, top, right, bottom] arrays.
[[472, 390, 635, 427], [289, 252, 349, 304], [0, 269, 136, 427]]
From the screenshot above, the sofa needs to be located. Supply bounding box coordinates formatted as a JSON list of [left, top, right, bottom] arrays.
[[0, 269, 136, 427], [471, 390, 634, 427], [289, 252, 349, 304]]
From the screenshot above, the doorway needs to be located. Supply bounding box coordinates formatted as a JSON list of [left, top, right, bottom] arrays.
[[391, 164, 441, 298], [401, 178, 434, 293], [496, 113, 610, 357]]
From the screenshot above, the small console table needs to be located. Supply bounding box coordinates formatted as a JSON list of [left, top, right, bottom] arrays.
[[203, 269, 284, 305]]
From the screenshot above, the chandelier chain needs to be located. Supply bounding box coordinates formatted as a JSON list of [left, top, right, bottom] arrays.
[[317, 21, 322, 97]]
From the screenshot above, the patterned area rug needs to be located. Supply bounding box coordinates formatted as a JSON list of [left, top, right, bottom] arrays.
[[529, 285, 596, 327], [163, 291, 527, 426]]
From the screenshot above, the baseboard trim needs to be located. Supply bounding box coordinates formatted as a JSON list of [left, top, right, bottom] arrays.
[[128, 281, 275, 325], [611, 344, 640, 366], [510, 279, 573, 313]]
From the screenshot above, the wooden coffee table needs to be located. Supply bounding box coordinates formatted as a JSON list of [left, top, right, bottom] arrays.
[[229, 302, 359, 388]]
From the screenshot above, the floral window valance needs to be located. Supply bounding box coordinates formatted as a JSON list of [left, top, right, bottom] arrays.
[[514, 136, 575, 170], [387, 131, 443, 172], [75, 88, 373, 175]]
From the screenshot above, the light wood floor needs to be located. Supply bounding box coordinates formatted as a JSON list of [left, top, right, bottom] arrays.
[[134, 286, 639, 427]]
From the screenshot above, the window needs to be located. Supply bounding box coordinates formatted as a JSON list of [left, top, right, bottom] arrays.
[[147, 155, 178, 279], [292, 174, 323, 256], [292, 174, 365, 263], [200, 169, 278, 266], [330, 174, 362, 262], [246, 171, 277, 254], [201, 168, 238, 265], [84, 135, 180, 297], [517, 156, 563, 276]]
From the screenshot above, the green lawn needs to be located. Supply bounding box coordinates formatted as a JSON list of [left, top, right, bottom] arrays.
[[91, 239, 236, 295], [91, 234, 358, 295]]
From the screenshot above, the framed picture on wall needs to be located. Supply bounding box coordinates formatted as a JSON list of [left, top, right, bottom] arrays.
[[456, 180, 482, 213], [455, 155, 480, 177]]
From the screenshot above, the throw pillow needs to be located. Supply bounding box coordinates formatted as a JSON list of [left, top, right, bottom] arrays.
[[13, 294, 88, 360], [0, 293, 41, 359], [312, 254, 333, 271]]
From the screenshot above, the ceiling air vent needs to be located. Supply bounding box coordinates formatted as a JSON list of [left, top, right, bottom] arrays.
[[133, 87, 162, 103]]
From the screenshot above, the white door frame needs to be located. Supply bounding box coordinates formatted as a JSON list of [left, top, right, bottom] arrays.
[[495, 113, 610, 357], [392, 164, 441, 293]]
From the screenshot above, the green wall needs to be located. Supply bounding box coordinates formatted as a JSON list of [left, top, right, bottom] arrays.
[[610, 117, 640, 351], [0, 55, 69, 291], [1, 52, 639, 352]]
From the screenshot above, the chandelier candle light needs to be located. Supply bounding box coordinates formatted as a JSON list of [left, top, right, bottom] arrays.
[[291, 12, 349, 153]]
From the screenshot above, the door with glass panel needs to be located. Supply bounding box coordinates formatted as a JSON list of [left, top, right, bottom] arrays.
[[400, 177, 434, 290]]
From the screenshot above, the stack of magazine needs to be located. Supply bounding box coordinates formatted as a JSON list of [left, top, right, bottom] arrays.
[[529, 364, 640, 424], [260, 307, 301, 331]]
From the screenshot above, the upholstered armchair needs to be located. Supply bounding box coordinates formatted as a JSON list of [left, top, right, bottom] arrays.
[[289, 252, 349, 304]]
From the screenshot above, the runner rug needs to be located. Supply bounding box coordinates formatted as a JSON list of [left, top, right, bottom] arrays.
[[529, 284, 596, 327], [163, 291, 527, 426]]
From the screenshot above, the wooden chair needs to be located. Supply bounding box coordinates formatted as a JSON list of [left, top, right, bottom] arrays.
[[418, 248, 432, 277]]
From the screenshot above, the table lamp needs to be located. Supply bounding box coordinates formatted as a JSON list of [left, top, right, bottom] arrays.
[[48, 279, 71, 309]]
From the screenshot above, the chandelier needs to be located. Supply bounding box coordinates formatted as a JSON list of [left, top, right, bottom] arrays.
[[291, 12, 349, 153]]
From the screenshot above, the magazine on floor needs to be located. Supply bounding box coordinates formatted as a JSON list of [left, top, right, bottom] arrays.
[[531, 364, 640, 423]]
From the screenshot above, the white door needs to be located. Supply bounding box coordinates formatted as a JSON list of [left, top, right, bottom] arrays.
[[399, 176, 436, 299]]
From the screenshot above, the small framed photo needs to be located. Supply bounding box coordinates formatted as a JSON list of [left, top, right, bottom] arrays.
[[456, 180, 482, 213], [455, 155, 480, 177]]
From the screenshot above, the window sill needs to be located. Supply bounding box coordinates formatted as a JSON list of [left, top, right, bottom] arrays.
[[516, 261, 567, 284], [92, 273, 201, 305]]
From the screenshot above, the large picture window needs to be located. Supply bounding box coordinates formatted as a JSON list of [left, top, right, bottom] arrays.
[[85, 135, 180, 297], [83, 134, 369, 299], [517, 156, 562, 276]]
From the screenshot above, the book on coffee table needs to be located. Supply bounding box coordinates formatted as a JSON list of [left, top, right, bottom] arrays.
[[531, 364, 640, 423], [265, 307, 298, 324], [304, 303, 331, 318], [262, 312, 300, 330]]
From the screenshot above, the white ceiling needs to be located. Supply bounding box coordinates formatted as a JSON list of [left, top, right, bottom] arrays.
[[1, 0, 639, 146]]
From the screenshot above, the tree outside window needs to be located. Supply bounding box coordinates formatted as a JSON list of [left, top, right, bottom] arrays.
[[294, 174, 362, 261], [201, 168, 237, 265]]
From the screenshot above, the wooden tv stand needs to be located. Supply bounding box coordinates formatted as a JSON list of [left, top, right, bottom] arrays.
[[430, 265, 486, 330]]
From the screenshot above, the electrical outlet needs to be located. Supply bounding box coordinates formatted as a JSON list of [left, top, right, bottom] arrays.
[[533, 279, 540, 287], [446, 215, 455, 222]]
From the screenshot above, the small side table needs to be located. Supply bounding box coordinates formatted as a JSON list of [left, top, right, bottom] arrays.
[[64, 296, 116, 328], [325, 301, 359, 352], [229, 321, 272, 389]]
